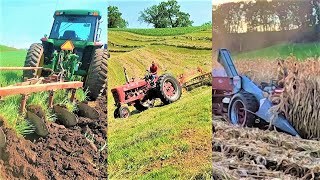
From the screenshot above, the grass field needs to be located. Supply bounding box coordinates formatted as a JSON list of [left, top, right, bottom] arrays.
[[234, 42, 320, 60], [108, 26, 212, 179]]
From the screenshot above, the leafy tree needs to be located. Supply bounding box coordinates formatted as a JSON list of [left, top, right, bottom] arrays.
[[139, 0, 193, 28], [108, 6, 128, 28]]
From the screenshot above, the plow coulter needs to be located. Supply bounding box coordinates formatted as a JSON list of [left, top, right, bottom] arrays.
[[0, 67, 100, 149]]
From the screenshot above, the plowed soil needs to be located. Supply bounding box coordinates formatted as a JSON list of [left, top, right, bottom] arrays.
[[212, 117, 320, 180], [0, 98, 108, 180]]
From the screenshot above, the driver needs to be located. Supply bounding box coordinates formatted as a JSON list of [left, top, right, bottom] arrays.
[[149, 61, 158, 81]]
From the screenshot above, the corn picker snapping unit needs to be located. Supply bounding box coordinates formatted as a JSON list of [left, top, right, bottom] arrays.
[[212, 49, 300, 137], [0, 9, 108, 147]]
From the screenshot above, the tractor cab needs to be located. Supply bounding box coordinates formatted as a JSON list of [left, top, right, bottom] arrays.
[[49, 10, 102, 43], [41, 10, 106, 65]]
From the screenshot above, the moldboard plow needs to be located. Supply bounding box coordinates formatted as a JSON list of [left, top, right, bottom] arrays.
[[0, 67, 100, 148], [178, 67, 212, 91]]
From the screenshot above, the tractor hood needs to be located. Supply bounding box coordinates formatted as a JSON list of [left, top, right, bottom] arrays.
[[112, 79, 147, 92], [46, 39, 95, 49]]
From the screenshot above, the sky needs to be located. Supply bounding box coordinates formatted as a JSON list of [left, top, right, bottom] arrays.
[[109, 0, 212, 28], [0, 0, 211, 49], [0, 0, 108, 49]]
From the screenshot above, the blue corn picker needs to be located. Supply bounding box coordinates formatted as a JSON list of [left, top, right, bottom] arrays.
[[212, 48, 300, 137]]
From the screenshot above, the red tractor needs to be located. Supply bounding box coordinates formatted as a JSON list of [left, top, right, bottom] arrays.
[[111, 68, 182, 118]]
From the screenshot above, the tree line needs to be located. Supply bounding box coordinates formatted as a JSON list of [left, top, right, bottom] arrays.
[[213, 0, 320, 33], [108, 0, 193, 28]]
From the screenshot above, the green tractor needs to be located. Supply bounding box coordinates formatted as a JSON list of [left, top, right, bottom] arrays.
[[23, 9, 109, 100]]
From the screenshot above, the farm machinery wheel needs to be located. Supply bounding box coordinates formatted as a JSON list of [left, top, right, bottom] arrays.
[[228, 92, 259, 127], [156, 74, 182, 105], [115, 106, 130, 119], [84, 49, 108, 100], [23, 43, 44, 79]]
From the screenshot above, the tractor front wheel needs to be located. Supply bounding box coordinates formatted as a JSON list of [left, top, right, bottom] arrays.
[[228, 92, 259, 127], [156, 74, 182, 105], [118, 106, 130, 119], [23, 43, 44, 79], [84, 49, 108, 100]]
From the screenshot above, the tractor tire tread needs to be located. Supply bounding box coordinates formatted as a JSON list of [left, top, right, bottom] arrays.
[[23, 43, 44, 78], [229, 91, 259, 127], [84, 49, 108, 100]]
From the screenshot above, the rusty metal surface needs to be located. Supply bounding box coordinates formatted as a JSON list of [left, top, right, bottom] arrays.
[[0, 81, 83, 96], [0, 67, 43, 70]]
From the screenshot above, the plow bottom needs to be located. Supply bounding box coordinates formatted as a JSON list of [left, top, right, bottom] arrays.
[[53, 105, 78, 128], [27, 111, 49, 137], [0, 128, 5, 148], [77, 102, 100, 119]]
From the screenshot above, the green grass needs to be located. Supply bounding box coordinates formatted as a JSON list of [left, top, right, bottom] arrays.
[[109, 25, 211, 36], [108, 87, 212, 179], [235, 42, 320, 60]]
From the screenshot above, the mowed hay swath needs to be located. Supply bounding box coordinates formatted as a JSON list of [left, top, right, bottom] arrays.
[[271, 57, 320, 140]]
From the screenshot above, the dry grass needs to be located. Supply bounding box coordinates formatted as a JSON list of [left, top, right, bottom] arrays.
[[212, 118, 320, 179], [270, 56, 320, 140]]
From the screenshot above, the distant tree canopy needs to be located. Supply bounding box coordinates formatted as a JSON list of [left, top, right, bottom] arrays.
[[213, 0, 320, 33], [108, 6, 128, 28], [139, 0, 193, 28]]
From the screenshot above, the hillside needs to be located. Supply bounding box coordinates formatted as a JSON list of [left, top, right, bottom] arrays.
[[107, 26, 212, 179]]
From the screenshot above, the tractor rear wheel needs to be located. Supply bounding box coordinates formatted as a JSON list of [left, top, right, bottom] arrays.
[[84, 49, 108, 100], [156, 74, 182, 105], [228, 92, 259, 127], [23, 43, 44, 79]]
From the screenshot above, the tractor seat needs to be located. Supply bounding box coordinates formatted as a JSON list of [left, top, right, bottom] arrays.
[[62, 30, 76, 40]]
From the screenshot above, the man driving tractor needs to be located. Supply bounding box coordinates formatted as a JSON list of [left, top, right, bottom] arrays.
[[149, 61, 158, 81]]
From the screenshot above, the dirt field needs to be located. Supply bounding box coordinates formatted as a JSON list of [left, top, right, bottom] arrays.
[[0, 97, 108, 180]]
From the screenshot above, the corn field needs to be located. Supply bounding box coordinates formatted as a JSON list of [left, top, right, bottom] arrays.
[[233, 56, 320, 140]]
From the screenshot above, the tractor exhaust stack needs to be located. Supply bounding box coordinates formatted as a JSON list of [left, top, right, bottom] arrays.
[[124, 67, 129, 83]]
